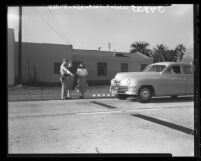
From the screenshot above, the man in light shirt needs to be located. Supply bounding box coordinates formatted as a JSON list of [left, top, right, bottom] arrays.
[[60, 58, 74, 99]]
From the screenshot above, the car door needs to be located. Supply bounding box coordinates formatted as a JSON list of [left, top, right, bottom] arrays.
[[162, 65, 186, 96], [181, 65, 194, 95]]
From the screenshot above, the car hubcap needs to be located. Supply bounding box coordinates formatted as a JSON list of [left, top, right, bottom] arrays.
[[140, 88, 150, 100]]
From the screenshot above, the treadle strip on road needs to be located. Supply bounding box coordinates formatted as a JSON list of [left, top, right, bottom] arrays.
[[90, 101, 118, 109], [131, 114, 194, 135]]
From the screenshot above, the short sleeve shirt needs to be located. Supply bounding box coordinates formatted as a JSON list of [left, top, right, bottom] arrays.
[[60, 63, 70, 75], [77, 68, 88, 76]]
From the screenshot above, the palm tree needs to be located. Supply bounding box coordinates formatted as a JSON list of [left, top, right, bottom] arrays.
[[175, 44, 186, 62], [129, 41, 152, 57], [152, 44, 169, 63], [166, 49, 178, 62]]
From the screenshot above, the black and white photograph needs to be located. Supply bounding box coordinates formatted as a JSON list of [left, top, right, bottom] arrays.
[[7, 4, 199, 157]]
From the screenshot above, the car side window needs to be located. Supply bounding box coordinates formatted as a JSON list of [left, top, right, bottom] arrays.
[[182, 65, 193, 74], [166, 65, 181, 74], [172, 66, 181, 74]]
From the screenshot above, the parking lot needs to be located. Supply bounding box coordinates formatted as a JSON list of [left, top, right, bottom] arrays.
[[8, 96, 194, 156]]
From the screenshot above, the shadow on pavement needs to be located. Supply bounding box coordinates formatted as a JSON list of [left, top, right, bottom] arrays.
[[131, 114, 194, 135]]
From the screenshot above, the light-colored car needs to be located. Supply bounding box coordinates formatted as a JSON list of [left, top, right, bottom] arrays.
[[110, 62, 194, 103]]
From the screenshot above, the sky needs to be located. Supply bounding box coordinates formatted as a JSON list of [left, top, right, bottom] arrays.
[[7, 5, 193, 52]]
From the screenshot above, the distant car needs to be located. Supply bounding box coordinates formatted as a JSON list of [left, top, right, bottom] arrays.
[[110, 62, 194, 103]]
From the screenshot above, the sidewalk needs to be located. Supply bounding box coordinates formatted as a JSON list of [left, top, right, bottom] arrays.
[[8, 86, 112, 101]]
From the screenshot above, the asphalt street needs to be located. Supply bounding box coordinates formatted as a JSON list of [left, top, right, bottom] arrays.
[[8, 96, 194, 156]]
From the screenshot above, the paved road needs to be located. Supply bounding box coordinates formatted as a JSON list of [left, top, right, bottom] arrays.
[[8, 96, 194, 156]]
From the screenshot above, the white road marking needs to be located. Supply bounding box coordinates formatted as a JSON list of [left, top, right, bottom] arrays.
[[91, 93, 112, 97], [75, 110, 124, 116]]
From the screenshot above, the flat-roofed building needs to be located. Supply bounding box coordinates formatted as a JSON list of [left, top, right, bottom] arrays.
[[7, 28, 153, 85], [71, 49, 153, 85], [15, 42, 73, 84]]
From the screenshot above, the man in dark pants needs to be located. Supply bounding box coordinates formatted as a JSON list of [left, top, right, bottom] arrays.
[[72, 75, 78, 90], [68, 62, 78, 90]]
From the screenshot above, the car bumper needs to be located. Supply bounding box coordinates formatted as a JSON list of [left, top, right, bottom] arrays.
[[110, 86, 138, 96]]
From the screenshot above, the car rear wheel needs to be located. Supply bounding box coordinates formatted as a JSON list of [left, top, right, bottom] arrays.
[[117, 94, 128, 100], [137, 87, 152, 103]]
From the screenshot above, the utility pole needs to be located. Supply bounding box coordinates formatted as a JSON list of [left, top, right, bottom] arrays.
[[108, 42, 111, 52], [18, 6, 22, 86]]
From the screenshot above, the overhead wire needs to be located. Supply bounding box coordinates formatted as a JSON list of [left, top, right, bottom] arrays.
[[33, 7, 70, 45], [47, 8, 71, 45], [46, 8, 71, 44]]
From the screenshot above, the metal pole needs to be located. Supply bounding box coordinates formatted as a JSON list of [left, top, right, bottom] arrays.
[[18, 6, 22, 85], [108, 42, 111, 52]]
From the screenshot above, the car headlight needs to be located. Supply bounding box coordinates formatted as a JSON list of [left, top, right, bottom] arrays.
[[127, 79, 131, 85], [127, 79, 137, 86]]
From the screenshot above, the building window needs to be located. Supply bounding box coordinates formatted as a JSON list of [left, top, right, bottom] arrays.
[[121, 63, 128, 72], [54, 63, 61, 74], [141, 64, 148, 71], [97, 62, 107, 76]]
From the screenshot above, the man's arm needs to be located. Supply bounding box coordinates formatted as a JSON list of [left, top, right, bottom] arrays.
[[64, 66, 74, 76]]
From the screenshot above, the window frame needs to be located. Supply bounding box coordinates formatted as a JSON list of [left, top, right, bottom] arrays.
[[54, 62, 61, 74], [121, 63, 128, 72], [165, 65, 182, 75], [97, 62, 107, 77]]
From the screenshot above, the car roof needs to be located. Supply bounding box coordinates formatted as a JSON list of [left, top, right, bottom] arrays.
[[150, 62, 192, 66]]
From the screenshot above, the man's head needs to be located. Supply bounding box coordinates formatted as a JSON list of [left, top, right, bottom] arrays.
[[79, 63, 85, 68], [62, 58, 68, 65]]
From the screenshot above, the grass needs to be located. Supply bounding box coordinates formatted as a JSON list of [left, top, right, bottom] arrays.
[[8, 85, 111, 101]]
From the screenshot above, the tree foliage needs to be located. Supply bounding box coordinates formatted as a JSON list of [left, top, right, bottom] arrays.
[[175, 44, 186, 62], [129, 41, 152, 57], [129, 41, 186, 63]]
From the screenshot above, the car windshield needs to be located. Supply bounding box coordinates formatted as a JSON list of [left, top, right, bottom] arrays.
[[143, 65, 166, 72]]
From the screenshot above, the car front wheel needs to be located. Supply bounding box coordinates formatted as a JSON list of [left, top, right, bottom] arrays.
[[137, 87, 152, 103]]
